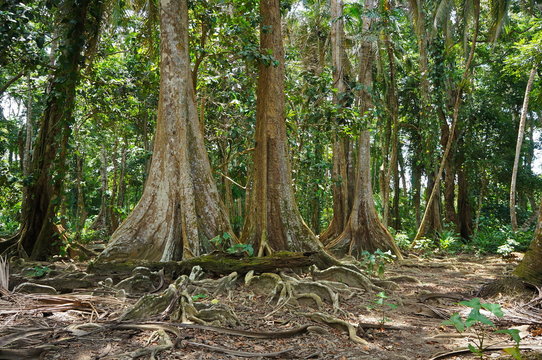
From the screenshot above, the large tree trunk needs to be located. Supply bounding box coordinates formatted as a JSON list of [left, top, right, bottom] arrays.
[[240, 0, 321, 256], [510, 66, 537, 231], [18, 0, 101, 259], [326, 0, 402, 259], [98, 0, 233, 262], [327, 132, 403, 258], [320, 0, 351, 244], [514, 198, 542, 285]]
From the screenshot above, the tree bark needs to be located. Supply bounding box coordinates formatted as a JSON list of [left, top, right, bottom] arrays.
[[510, 66, 537, 231], [98, 0, 233, 262], [514, 198, 542, 285], [18, 0, 101, 259], [240, 0, 322, 256], [320, 0, 351, 244]]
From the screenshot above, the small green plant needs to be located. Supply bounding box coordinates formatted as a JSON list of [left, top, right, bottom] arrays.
[[210, 232, 254, 256], [24, 265, 51, 278], [394, 232, 411, 250], [367, 291, 397, 327], [226, 243, 254, 257], [411, 237, 434, 253], [437, 229, 461, 253], [442, 298, 521, 359], [210, 232, 233, 250], [191, 293, 208, 301], [359, 249, 396, 278]]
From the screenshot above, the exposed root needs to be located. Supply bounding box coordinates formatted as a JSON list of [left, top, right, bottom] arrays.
[[121, 275, 239, 326], [299, 311, 372, 348], [371, 279, 399, 290], [477, 276, 534, 299], [108, 329, 173, 360], [386, 275, 422, 284], [310, 265, 383, 292]]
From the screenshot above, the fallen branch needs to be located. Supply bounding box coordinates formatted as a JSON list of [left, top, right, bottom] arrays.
[[89, 251, 328, 279]]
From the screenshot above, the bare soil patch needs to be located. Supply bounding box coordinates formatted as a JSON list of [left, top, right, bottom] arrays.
[[1, 254, 542, 359]]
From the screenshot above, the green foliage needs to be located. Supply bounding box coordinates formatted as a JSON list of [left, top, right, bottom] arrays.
[[24, 265, 51, 278], [442, 298, 522, 359], [471, 217, 533, 254], [359, 249, 396, 278], [226, 243, 254, 257], [210, 232, 253, 256], [191, 293, 208, 301]]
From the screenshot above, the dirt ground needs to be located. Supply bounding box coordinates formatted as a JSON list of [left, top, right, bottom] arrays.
[[1, 254, 542, 360]]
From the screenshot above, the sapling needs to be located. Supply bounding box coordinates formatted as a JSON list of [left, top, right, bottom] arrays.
[[367, 291, 397, 328], [442, 298, 522, 359]]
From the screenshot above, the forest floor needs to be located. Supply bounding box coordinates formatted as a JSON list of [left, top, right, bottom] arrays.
[[2, 253, 542, 359]]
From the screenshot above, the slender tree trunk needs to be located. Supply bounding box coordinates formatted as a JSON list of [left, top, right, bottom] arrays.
[[474, 173, 487, 233], [240, 0, 322, 256], [117, 138, 127, 215], [22, 75, 33, 200], [425, 171, 442, 237], [74, 141, 87, 242], [384, 37, 400, 230], [90, 143, 111, 234], [99, 0, 233, 262], [510, 65, 537, 231], [439, 113, 457, 225], [412, 160, 422, 226], [320, 0, 351, 244], [18, 0, 101, 259]]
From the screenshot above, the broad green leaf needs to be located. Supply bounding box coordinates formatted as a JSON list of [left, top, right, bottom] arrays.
[[496, 329, 521, 345], [460, 298, 482, 310], [442, 313, 465, 332], [465, 309, 495, 327], [481, 303, 504, 318], [468, 343, 482, 355]]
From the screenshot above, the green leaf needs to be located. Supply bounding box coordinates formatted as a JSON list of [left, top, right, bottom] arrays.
[[496, 329, 521, 345], [481, 303, 504, 318], [442, 313, 465, 332], [468, 343, 482, 355], [465, 309, 494, 327], [210, 235, 221, 245], [502, 346, 522, 360], [459, 298, 482, 310]]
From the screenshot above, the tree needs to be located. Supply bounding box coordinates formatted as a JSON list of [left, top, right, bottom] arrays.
[[240, 0, 323, 257], [16, 0, 103, 259], [325, 0, 402, 258], [510, 66, 537, 231], [98, 0, 233, 262], [319, 0, 353, 244]]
